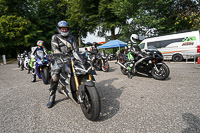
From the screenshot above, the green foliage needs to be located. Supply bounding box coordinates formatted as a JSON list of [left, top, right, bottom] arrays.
[[0, 0, 199, 58], [112, 0, 200, 38], [0, 15, 31, 47], [67, 0, 100, 47], [98, 0, 126, 39]]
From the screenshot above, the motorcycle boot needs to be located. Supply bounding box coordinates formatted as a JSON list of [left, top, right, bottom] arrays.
[[127, 62, 134, 79], [31, 69, 36, 82], [47, 90, 56, 108], [32, 75, 36, 82], [27, 66, 31, 74], [47, 80, 58, 108], [128, 69, 133, 79]]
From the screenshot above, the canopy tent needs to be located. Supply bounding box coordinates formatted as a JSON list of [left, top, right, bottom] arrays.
[[85, 41, 105, 46], [85, 42, 93, 46], [98, 41, 106, 45], [98, 39, 127, 49]]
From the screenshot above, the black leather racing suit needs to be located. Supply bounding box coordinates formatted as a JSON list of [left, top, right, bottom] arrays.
[[50, 34, 78, 95]]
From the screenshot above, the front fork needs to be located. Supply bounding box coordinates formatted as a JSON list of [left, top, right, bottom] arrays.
[[71, 60, 93, 103], [153, 63, 160, 73]]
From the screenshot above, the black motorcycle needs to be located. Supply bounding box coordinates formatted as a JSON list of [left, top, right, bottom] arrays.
[[89, 53, 110, 72], [117, 49, 170, 80], [51, 51, 101, 121]]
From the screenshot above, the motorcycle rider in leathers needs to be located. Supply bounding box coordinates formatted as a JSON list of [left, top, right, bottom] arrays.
[[89, 42, 99, 66], [47, 21, 78, 108], [30, 40, 47, 82], [127, 34, 139, 79]]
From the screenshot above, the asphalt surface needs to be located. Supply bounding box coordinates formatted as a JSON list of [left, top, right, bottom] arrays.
[[0, 61, 200, 133]]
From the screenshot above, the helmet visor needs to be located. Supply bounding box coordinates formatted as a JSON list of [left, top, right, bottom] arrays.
[[60, 27, 68, 32]]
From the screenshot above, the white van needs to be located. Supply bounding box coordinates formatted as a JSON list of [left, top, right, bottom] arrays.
[[139, 30, 200, 61]]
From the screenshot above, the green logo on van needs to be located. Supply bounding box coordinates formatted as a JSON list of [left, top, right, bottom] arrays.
[[183, 36, 196, 42]]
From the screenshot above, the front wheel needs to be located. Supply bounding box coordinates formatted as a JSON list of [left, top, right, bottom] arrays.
[[21, 63, 24, 71], [102, 62, 109, 72], [42, 68, 49, 84], [80, 86, 101, 121], [152, 63, 170, 80], [120, 63, 128, 75]]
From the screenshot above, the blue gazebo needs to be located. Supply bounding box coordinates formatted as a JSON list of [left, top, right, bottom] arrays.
[[98, 39, 127, 49]]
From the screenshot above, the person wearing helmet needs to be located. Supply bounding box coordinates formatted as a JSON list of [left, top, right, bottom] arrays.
[[30, 40, 47, 82], [126, 34, 139, 79], [89, 42, 99, 66], [130, 34, 139, 45], [47, 20, 78, 108], [20, 50, 28, 71]]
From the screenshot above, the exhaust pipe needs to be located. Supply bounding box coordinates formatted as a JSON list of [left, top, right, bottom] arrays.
[[116, 61, 127, 69]]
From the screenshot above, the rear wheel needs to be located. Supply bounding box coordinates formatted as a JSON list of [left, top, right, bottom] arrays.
[[80, 86, 101, 121], [172, 54, 183, 62], [152, 63, 170, 80], [102, 62, 109, 72]]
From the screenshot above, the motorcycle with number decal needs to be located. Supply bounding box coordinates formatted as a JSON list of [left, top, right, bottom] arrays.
[[117, 48, 170, 80], [51, 51, 101, 121]]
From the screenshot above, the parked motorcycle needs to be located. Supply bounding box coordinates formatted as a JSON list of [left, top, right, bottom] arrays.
[[117, 49, 170, 80], [24, 54, 31, 73], [51, 51, 101, 121], [88, 53, 110, 72], [20, 53, 25, 71], [32, 54, 51, 84]]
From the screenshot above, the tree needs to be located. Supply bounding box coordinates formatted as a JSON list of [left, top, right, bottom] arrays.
[[98, 0, 126, 40], [67, 0, 100, 47], [111, 0, 200, 39]]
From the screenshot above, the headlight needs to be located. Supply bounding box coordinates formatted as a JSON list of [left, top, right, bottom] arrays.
[[149, 60, 152, 63]]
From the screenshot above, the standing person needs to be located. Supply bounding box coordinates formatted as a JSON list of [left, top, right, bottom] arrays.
[[127, 34, 139, 79], [47, 20, 78, 108], [89, 42, 99, 66], [101, 48, 106, 57], [30, 40, 47, 82]]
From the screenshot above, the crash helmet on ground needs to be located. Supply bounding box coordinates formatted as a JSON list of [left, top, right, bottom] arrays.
[[57, 21, 70, 37], [130, 34, 138, 43]]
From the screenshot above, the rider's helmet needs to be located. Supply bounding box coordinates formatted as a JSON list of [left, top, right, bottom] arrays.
[[130, 34, 138, 44], [57, 21, 69, 37], [37, 40, 44, 48]]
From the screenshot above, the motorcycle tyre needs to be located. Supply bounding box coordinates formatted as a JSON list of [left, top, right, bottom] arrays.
[[80, 86, 101, 121], [42, 68, 49, 84], [151, 63, 170, 80], [102, 62, 109, 72], [21, 63, 24, 71]]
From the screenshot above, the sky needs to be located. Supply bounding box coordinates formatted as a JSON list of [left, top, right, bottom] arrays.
[[82, 28, 121, 43], [82, 33, 105, 43]]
